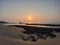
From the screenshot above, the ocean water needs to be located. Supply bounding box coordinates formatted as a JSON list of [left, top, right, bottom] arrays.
[[4, 23, 60, 28]]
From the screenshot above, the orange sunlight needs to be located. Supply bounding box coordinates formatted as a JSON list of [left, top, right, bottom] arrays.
[[27, 16, 32, 23], [28, 16, 32, 21]]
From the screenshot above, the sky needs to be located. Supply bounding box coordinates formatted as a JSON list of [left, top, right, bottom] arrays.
[[0, 0, 60, 24]]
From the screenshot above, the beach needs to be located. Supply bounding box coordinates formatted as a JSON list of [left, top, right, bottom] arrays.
[[0, 24, 60, 45]]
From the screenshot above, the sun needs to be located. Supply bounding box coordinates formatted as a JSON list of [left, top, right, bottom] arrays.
[[27, 16, 32, 24], [28, 16, 32, 21]]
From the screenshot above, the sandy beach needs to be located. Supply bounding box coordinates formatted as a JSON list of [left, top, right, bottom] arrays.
[[0, 24, 60, 45]]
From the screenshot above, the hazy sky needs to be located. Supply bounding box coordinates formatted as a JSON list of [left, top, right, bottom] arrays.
[[0, 0, 60, 24]]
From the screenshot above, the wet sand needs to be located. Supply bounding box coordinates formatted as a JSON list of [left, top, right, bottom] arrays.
[[0, 24, 60, 45]]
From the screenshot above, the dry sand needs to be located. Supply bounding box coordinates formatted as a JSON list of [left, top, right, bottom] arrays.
[[0, 24, 60, 45]]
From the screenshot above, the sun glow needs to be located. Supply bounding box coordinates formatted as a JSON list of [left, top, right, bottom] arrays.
[[28, 16, 32, 21], [27, 16, 33, 24]]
